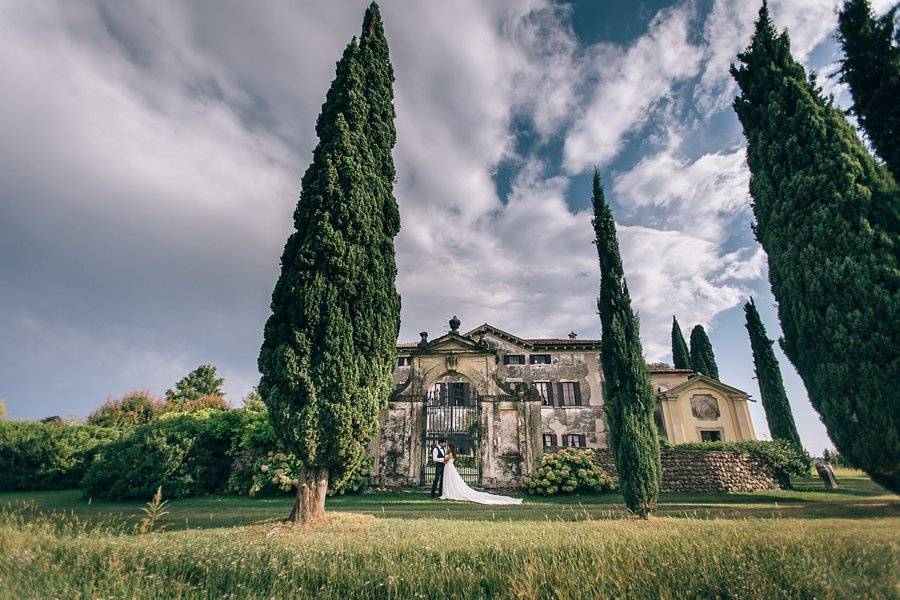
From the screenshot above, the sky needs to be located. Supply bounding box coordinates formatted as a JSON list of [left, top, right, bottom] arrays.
[[1, 0, 892, 453]]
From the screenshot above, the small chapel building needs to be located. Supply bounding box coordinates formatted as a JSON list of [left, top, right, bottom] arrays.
[[372, 317, 757, 489]]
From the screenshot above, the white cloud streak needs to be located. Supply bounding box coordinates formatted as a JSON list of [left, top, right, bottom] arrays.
[[563, 5, 702, 172]]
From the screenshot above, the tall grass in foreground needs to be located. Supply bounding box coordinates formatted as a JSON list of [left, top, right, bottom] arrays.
[[0, 505, 896, 600]]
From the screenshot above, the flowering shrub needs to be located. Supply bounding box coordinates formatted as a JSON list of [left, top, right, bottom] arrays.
[[248, 451, 303, 496], [523, 448, 617, 496], [165, 394, 229, 413], [87, 391, 163, 428]]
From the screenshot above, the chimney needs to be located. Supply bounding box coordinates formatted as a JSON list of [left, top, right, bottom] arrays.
[[568, 331, 577, 340]]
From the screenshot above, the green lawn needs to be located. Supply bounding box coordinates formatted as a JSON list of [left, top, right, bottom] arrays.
[[1, 470, 897, 599], [1, 468, 895, 530]]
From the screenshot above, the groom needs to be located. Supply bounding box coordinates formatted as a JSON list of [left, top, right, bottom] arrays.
[[430, 438, 448, 498]]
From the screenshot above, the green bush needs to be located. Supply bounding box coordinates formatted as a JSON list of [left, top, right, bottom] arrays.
[[329, 454, 374, 496], [81, 409, 252, 499], [0, 421, 120, 491], [666, 440, 812, 487], [523, 448, 617, 496]]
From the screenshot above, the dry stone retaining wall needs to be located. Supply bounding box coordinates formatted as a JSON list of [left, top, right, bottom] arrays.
[[594, 449, 781, 493]]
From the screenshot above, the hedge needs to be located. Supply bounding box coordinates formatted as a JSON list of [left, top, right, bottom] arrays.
[[0, 421, 121, 491], [81, 409, 251, 499]]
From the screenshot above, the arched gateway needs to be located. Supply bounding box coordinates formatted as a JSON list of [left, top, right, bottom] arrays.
[[422, 376, 481, 485], [371, 317, 758, 490]]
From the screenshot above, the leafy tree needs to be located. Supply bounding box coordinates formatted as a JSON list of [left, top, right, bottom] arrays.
[[743, 298, 803, 449], [591, 171, 660, 518], [164, 365, 224, 408], [670, 316, 692, 370], [241, 387, 266, 413], [838, 0, 900, 180], [258, 4, 400, 523], [88, 391, 162, 428], [689, 325, 720, 380], [731, 3, 900, 491]]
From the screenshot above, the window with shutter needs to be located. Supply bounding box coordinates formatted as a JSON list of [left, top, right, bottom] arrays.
[[534, 382, 551, 406], [562, 434, 586, 448], [542, 433, 557, 448], [573, 382, 583, 406], [560, 382, 577, 406]]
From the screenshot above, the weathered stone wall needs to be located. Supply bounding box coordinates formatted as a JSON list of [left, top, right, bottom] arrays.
[[594, 449, 781, 492]]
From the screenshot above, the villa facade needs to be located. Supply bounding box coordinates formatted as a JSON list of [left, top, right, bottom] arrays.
[[371, 317, 756, 488]]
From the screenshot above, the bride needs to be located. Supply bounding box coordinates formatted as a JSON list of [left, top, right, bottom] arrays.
[[440, 444, 522, 505]]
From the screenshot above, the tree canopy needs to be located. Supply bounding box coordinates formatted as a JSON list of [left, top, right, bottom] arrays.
[[731, 2, 899, 491]]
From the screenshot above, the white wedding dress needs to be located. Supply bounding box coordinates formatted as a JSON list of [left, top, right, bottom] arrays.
[[440, 458, 522, 505]]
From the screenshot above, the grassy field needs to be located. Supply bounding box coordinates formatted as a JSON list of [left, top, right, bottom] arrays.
[[0, 470, 897, 599]]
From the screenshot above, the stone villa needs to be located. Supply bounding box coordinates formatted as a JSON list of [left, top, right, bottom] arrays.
[[372, 317, 757, 488]]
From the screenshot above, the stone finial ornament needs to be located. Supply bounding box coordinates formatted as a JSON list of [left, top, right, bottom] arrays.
[[418, 331, 428, 347], [568, 331, 577, 339], [449, 315, 460, 333]]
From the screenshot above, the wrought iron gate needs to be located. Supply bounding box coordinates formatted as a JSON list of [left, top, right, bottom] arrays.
[[421, 383, 481, 486]]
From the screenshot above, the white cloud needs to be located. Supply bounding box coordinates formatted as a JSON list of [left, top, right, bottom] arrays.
[[695, 0, 846, 116], [0, 0, 592, 414], [616, 225, 751, 359], [563, 5, 703, 172], [613, 145, 751, 241]]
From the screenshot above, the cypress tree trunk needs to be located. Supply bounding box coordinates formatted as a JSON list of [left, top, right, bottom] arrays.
[[838, 0, 900, 180], [671, 316, 692, 370], [689, 325, 720, 380], [288, 467, 329, 524], [259, 3, 401, 523], [731, 4, 900, 491], [591, 171, 660, 518], [743, 298, 803, 449]]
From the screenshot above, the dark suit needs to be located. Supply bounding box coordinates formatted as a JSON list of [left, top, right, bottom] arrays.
[[431, 446, 445, 497]]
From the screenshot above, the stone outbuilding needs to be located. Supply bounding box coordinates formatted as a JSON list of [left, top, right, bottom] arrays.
[[371, 317, 756, 489]]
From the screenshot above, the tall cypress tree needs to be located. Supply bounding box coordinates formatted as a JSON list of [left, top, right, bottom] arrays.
[[689, 324, 720, 380], [259, 8, 400, 523], [731, 3, 899, 491], [838, 0, 900, 180], [360, 3, 396, 185], [743, 298, 803, 449], [591, 171, 660, 518], [671, 316, 692, 370]]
